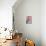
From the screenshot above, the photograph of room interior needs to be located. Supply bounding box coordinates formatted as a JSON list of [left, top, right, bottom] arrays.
[[0, 0, 46, 46]]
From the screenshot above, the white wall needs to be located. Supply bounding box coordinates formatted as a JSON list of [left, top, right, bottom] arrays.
[[0, 0, 16, 29], [13, 0, 41, 46], [41, 0, 46, 46]]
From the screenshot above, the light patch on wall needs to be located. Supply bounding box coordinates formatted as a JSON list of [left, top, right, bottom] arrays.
[[26, 16, 32, 24]]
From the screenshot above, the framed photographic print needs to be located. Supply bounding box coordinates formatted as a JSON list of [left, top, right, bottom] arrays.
[[26, 16, 32, 24]]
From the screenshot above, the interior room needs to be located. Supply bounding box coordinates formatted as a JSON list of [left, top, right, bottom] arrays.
[[0, 0, 46, 46]]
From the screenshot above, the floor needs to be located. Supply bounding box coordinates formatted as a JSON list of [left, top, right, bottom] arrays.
[[0, 39, 24, 46], [0, 39, 16, 46]]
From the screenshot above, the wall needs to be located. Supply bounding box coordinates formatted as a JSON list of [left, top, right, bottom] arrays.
[[13, 0, 41, 46], [41, 0, 46, 46], [0, 0, 16, 29]]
